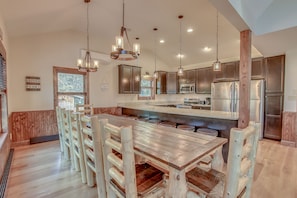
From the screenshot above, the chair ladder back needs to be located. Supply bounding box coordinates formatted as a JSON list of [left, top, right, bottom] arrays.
[[224, 121, 260, 198], [70, 112, 87, 183], [99, 119, 137, 198], [61, 109, 74, 164], [76, 104, 94, 115], [55, 106, 64, 152]]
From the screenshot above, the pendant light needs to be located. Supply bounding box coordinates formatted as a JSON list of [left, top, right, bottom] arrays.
[[111, 0, 140, 61], [177, 15, 184, 76], [77, 0, 98, 72], [213, 10, 221, 71], [153, 28, 158, 79]]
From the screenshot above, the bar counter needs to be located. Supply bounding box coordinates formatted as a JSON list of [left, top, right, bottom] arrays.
[[118, 102, 239, 162]]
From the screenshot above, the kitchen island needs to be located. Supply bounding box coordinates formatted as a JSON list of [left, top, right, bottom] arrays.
[[118, 102, 239, 162]]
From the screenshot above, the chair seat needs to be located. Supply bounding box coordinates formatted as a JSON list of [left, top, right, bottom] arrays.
[[111, 163, 164, 197], [186, 167, 225, 194], [197, 128, 218, 137], [177, 124, 195, 131], [159, 121, 177, 128], [207, 123, 226, 131]]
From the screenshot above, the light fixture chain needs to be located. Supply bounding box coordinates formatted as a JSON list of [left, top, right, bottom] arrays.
[[179, 17, 182, 68], [86, 2, 90, 51], [154, 29, 157, 71], [216, 10, 219, 61]]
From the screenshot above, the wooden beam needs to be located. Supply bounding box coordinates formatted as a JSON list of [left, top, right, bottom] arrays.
[[238, 30, 252, 128]]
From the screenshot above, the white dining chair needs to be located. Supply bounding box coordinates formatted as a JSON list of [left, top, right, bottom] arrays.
[[80, 115, 106, 198], [55, 106, 64, 153], [97, 118, 165, 198], [60, 109, 74, 166], [186, 121, 260, 198], [76, 104, 94, 115], [70, 112, 87, 184]]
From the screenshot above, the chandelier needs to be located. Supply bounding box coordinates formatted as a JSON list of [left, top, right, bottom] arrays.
[[177, 15, 184, 76], [213, 10, 221, 71], [111, 0, 140, 61], [77, 0, 98, 72]]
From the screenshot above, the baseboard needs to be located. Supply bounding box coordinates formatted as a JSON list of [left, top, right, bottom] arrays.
[[281, 140, 296, 147], [0, 149, 14, 198], [30, 134, 59, 144]]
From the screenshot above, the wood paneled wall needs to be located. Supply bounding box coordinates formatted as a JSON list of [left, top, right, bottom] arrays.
[[9, 110, 58, 145], [9, 107, 122, 145], [281, 112, 296, 147]]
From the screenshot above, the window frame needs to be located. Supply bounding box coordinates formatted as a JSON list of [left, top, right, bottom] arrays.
[[138, 78, 155, 100], [53, 66, 89, 108]]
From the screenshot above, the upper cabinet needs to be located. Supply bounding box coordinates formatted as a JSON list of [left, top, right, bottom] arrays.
[[251, 58, 265, 79], [213, 61, 239, 81], [155, 71, 167, 94], [118, 64, 141, 94], [166, 72, 178, 94], [264, 55, 285, 93], [196, 67, 213, 94], [178, 69, 196, 85]]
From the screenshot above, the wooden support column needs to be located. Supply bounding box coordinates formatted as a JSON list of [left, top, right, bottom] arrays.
[[238, 30, 252, 128]]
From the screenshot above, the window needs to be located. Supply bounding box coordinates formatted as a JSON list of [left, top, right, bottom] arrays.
[[138, 79, 155, 100], [53, 67, 89, 110]]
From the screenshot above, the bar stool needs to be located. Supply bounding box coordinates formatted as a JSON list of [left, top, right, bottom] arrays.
[[207, 123, 227, 137], [196, 128, 218, 137], [137, 115, 149, 122], [177, 124, 195, 132], [193, 121, 205, 131], [159, 121, 177, 128]]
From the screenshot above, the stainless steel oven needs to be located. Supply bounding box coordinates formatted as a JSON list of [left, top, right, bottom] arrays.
[[179, 83, 195, 94]]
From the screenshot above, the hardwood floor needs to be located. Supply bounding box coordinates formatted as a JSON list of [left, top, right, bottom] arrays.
[[5, 139, 297, 198]]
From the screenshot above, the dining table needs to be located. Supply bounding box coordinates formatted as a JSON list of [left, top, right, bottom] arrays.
[[96, 114, 228, 198]]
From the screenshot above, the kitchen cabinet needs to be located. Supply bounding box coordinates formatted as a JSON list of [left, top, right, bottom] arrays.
[[196, 67, 213, 94], [118, 64, 141, 94], [263, 55, 285, 140], [264, 94, 283, 140], [252, 58, 265, 78], [155, 71, 167, 94], [213, 61, 239, 81], [166, 72, 177, 94], [178, 69, 196, 85], [265, 55, 285, 93]]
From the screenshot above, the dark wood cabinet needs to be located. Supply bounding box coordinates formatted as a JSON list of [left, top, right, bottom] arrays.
[[155, 71, 167, 94], [263, 55, 285, 140], [118, 64, 141, 94], [252, 58, 265, 78], [264, 94, 283, 140], [265, 55, 285, 93], [178, 69, 196, 85], [166, 72, 177, 94], [196, 67, 213, 94], [213, 61, 239, 81]]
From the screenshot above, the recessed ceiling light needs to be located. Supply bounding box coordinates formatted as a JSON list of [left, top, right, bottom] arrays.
[[187, 28, 193, 33], [177, 53, 184, 58], [159, 39, 165, 43], [203, 46, 211, 52]]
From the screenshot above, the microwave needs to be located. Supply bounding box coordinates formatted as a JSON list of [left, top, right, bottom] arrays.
[[179, 83, 195, 94]]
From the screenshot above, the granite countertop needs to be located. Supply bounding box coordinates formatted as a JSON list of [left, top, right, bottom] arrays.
[[118, 102, 239, 120]]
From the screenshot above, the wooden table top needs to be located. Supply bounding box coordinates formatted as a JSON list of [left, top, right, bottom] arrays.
[[96, 114, 228, 170]]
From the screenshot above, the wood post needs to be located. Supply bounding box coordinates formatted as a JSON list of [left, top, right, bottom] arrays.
[[238, 30, 252, 128]]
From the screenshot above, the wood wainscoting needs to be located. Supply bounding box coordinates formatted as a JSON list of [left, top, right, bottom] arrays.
[[9, 107, 122, 146], [281, 112, 296, 147]]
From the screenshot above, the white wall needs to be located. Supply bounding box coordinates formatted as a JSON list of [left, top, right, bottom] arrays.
[[284, 48, 297, 112], [7, 30, 170, 113]]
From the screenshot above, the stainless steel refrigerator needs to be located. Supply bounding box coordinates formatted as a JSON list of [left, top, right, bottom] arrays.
[[211, 80, 264, 139]]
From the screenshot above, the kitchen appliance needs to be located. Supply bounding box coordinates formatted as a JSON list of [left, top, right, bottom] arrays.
[[179, 83, 195, 94], [211, 80, 265, 139]]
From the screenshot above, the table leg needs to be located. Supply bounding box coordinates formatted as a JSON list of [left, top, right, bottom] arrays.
[[167, 167, 187, 198], [211, 146, 224, 172]]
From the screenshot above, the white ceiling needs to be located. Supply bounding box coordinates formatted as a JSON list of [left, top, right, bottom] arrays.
[[0, 0, 296, 67]]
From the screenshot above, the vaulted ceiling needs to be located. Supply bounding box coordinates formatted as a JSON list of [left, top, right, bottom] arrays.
[[0, 0, 296, 67]]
